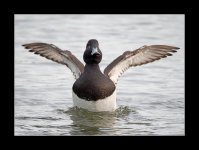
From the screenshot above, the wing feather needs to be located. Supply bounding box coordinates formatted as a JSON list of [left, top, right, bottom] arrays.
[[104, 45, 179, 84], [22, 43, 84, 79]]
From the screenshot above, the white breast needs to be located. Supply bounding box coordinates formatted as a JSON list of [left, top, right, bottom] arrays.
[[72, 90, 117, 112]]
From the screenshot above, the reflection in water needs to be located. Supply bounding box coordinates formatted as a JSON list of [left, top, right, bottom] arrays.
[[62, 106, 132, 135]]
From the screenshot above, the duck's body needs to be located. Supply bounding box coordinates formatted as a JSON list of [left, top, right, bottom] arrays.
[[23, 39, 179, 112], [72, 64, 116, 111]]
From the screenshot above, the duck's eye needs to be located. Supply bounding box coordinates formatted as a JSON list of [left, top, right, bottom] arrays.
[[87, 45, 90, 49]]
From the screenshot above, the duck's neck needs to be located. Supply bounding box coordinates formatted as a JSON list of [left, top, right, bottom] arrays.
[[84, 64, 102, 74]]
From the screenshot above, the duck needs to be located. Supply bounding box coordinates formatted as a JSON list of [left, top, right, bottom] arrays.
[[22, 39, 179, 112]]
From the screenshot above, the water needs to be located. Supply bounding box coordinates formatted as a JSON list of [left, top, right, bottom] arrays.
[[15, 15, 184, 136]]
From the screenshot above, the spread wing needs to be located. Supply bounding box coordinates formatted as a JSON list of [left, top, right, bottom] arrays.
[[104, 45, 179, 85], [22, 43, 84, 80]]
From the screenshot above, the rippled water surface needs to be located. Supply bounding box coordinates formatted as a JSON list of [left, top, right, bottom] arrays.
[[15, 15, 184, 135]]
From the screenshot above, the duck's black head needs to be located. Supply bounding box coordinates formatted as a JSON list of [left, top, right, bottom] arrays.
[[83, 39, 102, 64]]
